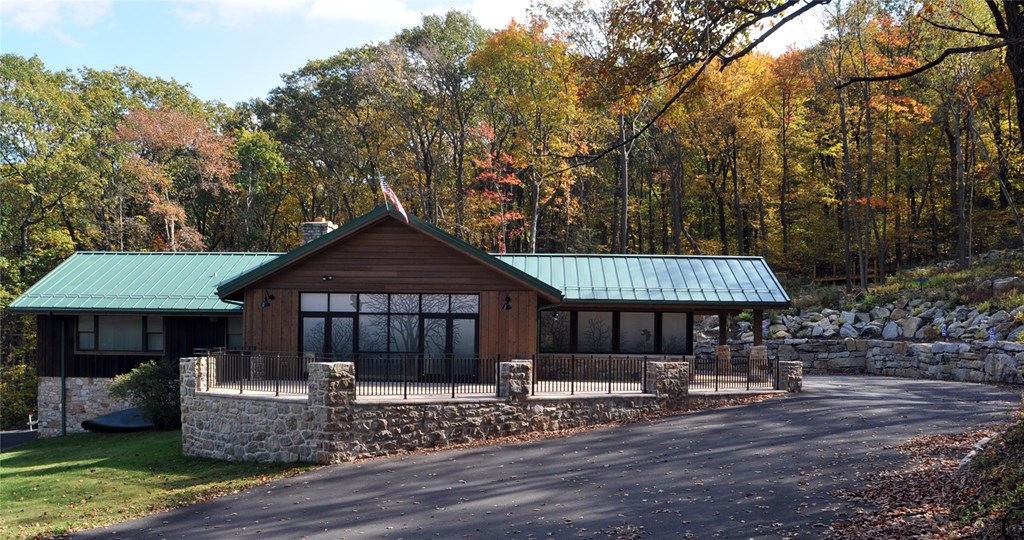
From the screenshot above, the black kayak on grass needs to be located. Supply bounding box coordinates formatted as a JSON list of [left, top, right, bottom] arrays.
[[81, 408, 154, 433]]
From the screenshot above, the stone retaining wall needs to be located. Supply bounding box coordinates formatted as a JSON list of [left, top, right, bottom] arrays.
[[698, 338, 1024, 384], [36, 377, 132, 437], [181, 357, 719, 463]]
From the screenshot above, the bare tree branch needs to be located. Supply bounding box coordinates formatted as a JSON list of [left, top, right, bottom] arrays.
[[984, 0, 1008, 36], [837, 41, 1010, 89], [917, 13, 1002, 39]]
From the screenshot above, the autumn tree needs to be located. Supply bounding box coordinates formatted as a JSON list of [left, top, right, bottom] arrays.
[[116, 108, 237, 251]]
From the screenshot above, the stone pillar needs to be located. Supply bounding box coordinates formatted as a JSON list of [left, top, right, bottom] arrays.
[[499, 360, 532, 402], [749, 345, 768, 379], [716, 344, 732, 374], [308, 362, 356, 464], [645, 360, 689, 410], [779, 360, 803, 392]]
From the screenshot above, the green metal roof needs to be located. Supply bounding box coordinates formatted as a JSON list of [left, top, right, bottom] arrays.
[[494, 254, 790, 308], [216, 206, 564, 302], [7, 252, 280, 314]]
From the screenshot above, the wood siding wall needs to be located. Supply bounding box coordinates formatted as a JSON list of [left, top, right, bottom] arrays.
[[479, 291, 537, 359], [36, 315, 235, 378], [242, 219, 540, 355]]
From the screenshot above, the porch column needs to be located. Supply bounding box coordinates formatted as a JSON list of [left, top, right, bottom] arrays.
[[716, 311, 731, 373], [753, 309, 763, 346]]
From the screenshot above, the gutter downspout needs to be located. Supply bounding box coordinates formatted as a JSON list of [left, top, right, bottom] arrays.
[[60, 317, 66, 436]]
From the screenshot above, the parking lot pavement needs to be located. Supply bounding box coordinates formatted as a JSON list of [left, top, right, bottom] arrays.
[[0, 430, 38, 452], [74, 376, 1020, 539]]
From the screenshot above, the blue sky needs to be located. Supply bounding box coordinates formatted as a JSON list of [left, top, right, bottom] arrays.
[[1, 0, 826, 106]]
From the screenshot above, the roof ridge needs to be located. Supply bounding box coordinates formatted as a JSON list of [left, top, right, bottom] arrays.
[[72, 251, 285, 255]]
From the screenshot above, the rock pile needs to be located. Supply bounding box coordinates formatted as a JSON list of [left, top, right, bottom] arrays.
[[698, 298, 1024, 344]]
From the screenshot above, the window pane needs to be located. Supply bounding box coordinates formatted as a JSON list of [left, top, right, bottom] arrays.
[[147, 316, 163, 332], [390, 294, 418, 313], [330, 318, 353, 355], [359, 315, 388, 352], [451, 294, 479, 314], [78, 333, 95, 350], [228, 333, 243, 349], [228, 317, 243, 333], [302, 317, 326, 354], [577, 312, 612, 353], [359, 294, 388, 313], [98, 316, 143, 351], [422, 294, 449, 313], [539, 311, 570, 352], [78, 315, 94, 331], [300, 293, 329, 312], [423, 318, 446, 356], [389, 315, 419, 352], [329, 293, 357, 312], [662, 313, 689, 354], [147, 333, 164, 352], [452, 319, 476, 356], [619, 313, 655, 353]]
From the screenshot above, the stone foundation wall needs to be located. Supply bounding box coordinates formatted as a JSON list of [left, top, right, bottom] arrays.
[[698, 338, 1024, 384], [181, 357, 708, 464], [36, 377, 132, 437]]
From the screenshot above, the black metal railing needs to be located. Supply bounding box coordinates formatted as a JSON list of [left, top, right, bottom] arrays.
[[533, 354, 648, 395], [688, 352, 780, 391], [200, 349, 314, 396], [198, 349, 501, 399], [353, 354, 500, 399]]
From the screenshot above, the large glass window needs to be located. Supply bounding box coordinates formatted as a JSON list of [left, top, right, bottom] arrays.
[[662, 313, 689, 354], [539, 311, 570, 353], [539, 310, 691, 355], [299, 293, 479, 357], [619, 312, 655, 353], [577, 312, 613, 353], [77, 315, 163, 352]]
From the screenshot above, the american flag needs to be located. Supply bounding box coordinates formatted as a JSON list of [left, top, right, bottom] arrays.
[[379, 179, 409, 223]]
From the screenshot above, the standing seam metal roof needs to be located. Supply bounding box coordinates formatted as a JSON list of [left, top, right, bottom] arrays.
[[8, 246, 790, 313], [6, 252, 281, 313], [493, 254, 790, 307]]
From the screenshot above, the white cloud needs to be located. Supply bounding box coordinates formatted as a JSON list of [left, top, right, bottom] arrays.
[[1, 0, 113, 31]]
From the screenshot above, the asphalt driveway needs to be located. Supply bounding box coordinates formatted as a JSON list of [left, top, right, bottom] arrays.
[[74, 376, 1020, 539]]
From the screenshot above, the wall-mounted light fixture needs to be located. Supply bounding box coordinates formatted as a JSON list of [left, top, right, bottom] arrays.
[[502, 295, 512, 311], [260, 293, 275, 308], [552, 310, 559, 321], [322, 275, 333, 281]]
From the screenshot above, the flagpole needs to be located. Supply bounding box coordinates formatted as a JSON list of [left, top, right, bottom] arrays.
[[380, 179, 390, 212]]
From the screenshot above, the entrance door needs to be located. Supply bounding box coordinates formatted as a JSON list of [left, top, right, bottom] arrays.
[[420, 316, 477, 380]]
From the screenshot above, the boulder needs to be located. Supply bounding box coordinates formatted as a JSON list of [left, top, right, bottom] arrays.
[[1008, 326, 1024, 342], [993, 277, 1023, 296], [890, 308, 909, 320], [841, 311, 857, 325], [860, 324, 882, 338], [839, 323, 858, 338], [900, 317, 923, 338], [870, 307, 891, 321], [882, 321, 902, 339], [856, 312, 871, 324], [988, 310, 1011, 325]]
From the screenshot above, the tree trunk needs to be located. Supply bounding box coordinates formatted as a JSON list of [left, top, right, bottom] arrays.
[[618, 112, 630, 253]]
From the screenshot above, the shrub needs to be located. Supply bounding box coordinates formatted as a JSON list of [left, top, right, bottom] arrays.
[[108, 358, 180, 430], [736, 311, 753, 322], [0, 363, 37, 430]]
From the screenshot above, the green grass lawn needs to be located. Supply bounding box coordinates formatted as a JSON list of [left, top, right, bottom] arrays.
[[0, 431, 314, 539]]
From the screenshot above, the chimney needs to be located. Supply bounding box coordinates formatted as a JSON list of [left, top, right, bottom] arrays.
[[301, 217, 338, 245]]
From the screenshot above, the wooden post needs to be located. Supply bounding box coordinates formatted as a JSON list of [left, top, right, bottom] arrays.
[[718, 311, 728, 345], [753, 309, 763, 346]]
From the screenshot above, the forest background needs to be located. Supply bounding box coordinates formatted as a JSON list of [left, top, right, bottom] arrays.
[[4, 0, 1024, 416]]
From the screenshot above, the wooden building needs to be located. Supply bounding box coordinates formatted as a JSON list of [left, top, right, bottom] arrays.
[[9, 206, 790, 435]]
